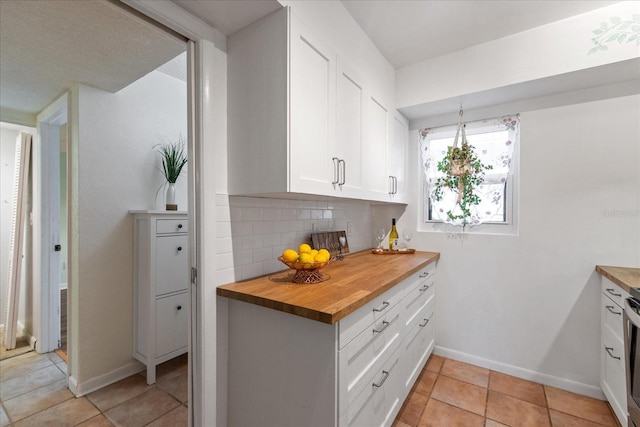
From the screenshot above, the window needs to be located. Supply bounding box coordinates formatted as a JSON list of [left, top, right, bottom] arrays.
[[419, 115, 519, 233]]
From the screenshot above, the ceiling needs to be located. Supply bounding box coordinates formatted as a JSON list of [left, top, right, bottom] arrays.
[[0, 0, 626, 122], [0, 0, 186, 119]]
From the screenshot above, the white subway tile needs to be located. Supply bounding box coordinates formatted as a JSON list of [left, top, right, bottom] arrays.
[[216, 206, 231, 222], [242, 207, 263, 221], [323, 210, 333, 220], [230, 207, 242, 221], [262, 233, 281, 247], [271, 199, 290, 208], [215, 267, 237, 286], [289, 220, 304, 232], [311, 209, 323, 220], [231, 221, 253, 236], [241, 235, 263, 250], [215, 194, 230, 206], [216, 253, 235, 270], [272, 221, 290, 233], [264, 259, 284, 275], [216, 237, 233, 254], [216, 221, 232, 238], [297, 209, 311, 220], [252, 247, 273, 263], [262, 208, 281, 221], [252, 221, 273, 235], [241, 263, 264, 280]]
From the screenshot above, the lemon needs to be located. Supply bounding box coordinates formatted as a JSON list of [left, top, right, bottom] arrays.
[[318, 248, 330, 259], [309, 249, 319, 258], [298, 243, 312, 254], [314, 252, 329, 263], [299, 253, 315, 264], [282, 249, 299, 263]]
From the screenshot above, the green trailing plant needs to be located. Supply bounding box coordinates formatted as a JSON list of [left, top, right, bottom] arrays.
[[432, 142, 492, 224], [155, 136, 187, 184], [588, 15, 640, 55]]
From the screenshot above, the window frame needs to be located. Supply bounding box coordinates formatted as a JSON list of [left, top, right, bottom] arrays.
[[418, 117, 520, 236]]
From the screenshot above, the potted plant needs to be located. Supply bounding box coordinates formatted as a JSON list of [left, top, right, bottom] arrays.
[[155, 136, 187, 210], [432, 141, 492, 224]]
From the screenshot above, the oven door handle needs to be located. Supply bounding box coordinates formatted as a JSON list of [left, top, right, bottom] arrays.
[[625, 298, 640, 327]]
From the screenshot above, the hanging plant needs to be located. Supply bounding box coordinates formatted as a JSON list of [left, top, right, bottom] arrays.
[[431, 109, 493, 225]]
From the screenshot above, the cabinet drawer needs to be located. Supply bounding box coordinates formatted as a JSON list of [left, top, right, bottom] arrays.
[[403, 276, 434, 330], [340, 347, 403, 427], [401, 298, 435, 392], [339, 301, 402, 415], [601, 278, 629, 309], [339, 274, 410, 349], [601, 326, 626, 410], [156, 292, 189, 358], [602, 293, 624, 341], [156, 218, 188, 234], [156, 235, 189, 295]]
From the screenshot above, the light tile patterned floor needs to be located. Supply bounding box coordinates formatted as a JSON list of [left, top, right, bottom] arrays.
[[394, 354, 621, 427], [0, 351, 187, 427]]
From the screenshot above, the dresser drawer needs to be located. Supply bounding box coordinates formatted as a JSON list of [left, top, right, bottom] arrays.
[[155, 292, 189, 357], [601, 278, 629, 309], [156, 235, 189, 295], [602, 293, 624, 341], [156, 218, 188, 234], [338, 274, 411, 349], [339, 300, 402, 415]]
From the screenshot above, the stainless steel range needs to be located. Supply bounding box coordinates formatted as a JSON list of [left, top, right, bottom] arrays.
[[624, 287, 640, 427]]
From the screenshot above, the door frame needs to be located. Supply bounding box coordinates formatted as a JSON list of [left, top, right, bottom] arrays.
[[34, 93, 68, 353]]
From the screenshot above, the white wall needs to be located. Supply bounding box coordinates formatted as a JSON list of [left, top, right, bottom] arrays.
[[404, 94, 640, 397], [73, 69, 187, 384], [0, 123, 36, 336]]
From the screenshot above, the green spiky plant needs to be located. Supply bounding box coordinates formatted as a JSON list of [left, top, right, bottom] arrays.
[[154, 136, 187, 199]]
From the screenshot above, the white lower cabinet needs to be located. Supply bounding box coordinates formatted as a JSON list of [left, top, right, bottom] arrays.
[[131, 211, 189, 385], [226, 262, 436, 427], [600, 277, 629, 426]]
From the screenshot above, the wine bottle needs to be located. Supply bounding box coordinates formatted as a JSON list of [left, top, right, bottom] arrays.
[[389, 218, 399, 250]]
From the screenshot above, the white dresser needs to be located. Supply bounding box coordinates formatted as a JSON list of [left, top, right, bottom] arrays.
[[131, 211, 189, 384]]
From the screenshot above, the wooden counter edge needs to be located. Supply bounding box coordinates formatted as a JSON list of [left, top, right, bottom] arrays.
[[217, 251, 440, 325], [596, 265, 640, 293]]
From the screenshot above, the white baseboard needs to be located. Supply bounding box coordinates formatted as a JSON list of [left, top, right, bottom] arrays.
[[17, 321, 36, 350], [68, 360, 145, 397], [434, 345, 605, 400]]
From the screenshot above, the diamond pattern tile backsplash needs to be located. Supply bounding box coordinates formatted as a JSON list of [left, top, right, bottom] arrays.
[[215, 194, 372, 284]]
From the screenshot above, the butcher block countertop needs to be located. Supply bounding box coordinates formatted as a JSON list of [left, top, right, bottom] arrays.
[[217, 250, 440, 324], [596, 265, 640, 293]]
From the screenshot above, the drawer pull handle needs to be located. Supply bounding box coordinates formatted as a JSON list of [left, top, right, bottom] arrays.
[[606, 305, 622, 316], [177, 246, 183, 251], [178, 224, 183, 229], [605, 346, 621, 360], [419, 284, 430, 292], [373, 301, 390, 313], [177, 305, 182, 311], [606, 288, 621, 297], [419, 318, 429, 327], [372, 370, 389, 388], [419, 272, 429, 278], [373, 321, 390, 334]]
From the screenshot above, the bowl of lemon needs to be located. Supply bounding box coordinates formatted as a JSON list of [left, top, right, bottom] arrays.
[[278, 244, 333, 284]]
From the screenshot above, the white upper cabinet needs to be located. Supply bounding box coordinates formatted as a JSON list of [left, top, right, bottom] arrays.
[[335, 58, 365, 198], [389, 112, 409, 203], [289, 16, 337, 195], [227, 7, 404, 203]]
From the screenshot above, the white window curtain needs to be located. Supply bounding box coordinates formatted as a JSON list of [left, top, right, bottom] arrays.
[[420, 115, 519, 227]]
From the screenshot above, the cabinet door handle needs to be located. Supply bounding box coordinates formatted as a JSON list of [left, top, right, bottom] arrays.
[[177, 305, 182, 311], [373, 301, 390, 313], [332, 157, 339, 187], [338, 159, 346, 186], [419, 284, 430, 292], [177, 246, 183, 251], [419, 318, 429, 327], [393, 176, 398, 194], [372, 320, 390, 334], [372, 370, 389, 388], [177, 224, 183, 229], [606, 305, 622, 316], [388, 176, 394, 195], [605, 346, 621, 360], [419, 272, 429, 278], [606, 288, 621, 297]]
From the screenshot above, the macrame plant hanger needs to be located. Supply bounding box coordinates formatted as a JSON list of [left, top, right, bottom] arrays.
[[450, 107, 469, 204]]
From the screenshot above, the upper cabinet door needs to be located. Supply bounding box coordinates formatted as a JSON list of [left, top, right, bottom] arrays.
[[389, 112, 409, 203], [289, 15, 336, 195], [336, 58, 365, 197], [363, 95, 390, 200]]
